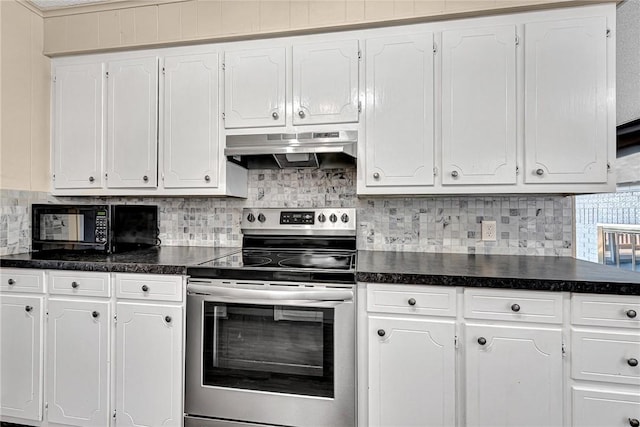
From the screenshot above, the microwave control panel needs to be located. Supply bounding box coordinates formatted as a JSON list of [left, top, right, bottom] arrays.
[[95, 211, 108, 242]]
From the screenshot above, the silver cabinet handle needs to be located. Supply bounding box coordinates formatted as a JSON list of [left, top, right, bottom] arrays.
[[377, 329, 386, 337], [626, 309, 637, 319], [628, 358, 639, 367], [511, 303, 521, 312], [7, 279, 15, 285], [451, 171, 459, 178], [165, 315, 172, 323], [71, 281, 79, 289], [478, 337, 487, 345], [298, 110, 306, 118], [204, 175, 211, 182], [536, 168, 544, 176], [373, 172, 380, 179], [92, 311, 99, 319], [89, 176, 95, 183], [143, 175, 149, 182], [408, 298, 416, 306], [142, 285, 149, 292], [25, 306, 33, 312], [272, 111, 279, 120]]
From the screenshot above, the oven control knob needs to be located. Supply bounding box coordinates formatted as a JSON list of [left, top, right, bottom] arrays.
[[341, 213, 349, 223], [258, 213, 266, 223], [247, 213, 256, 222], [318, 213, 326, 223], [329, 214, 338, 223]]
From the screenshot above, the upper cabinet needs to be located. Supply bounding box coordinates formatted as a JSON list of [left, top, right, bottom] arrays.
[[441, 25, 517, 186], [224, 48, 287, 128], [362, 33, 435, 191], [224, 41, 360, 129], [524, 16, 609, 184], [52, 62, 104, 190]]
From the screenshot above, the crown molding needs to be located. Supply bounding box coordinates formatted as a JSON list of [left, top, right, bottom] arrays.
[[40, 0, 189, 17]]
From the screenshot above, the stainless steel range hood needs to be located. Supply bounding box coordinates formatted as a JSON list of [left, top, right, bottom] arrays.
[[225, 131, 357, 169]]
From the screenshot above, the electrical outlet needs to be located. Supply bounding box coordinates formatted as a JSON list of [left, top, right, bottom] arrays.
[[481, 220, 497, 241]]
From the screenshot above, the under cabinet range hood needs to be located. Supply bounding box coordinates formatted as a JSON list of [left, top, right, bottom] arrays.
[[225, 131, 357, 169]]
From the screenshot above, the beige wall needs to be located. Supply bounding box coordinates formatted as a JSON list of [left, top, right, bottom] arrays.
[[0, 0, 50, 192], [41, 0, 600, 56]]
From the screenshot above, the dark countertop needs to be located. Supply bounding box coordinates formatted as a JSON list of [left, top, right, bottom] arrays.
[[0, 246, 241, 275], [356, 251, 640, 295], [2, 247, 640, 295]]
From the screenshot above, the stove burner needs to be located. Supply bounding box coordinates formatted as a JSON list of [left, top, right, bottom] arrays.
[[240, 256, 272, 267], [278, 254, 352, 270]]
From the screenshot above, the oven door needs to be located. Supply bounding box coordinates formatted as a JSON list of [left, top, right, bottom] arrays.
[[185, 282, 355, 427]]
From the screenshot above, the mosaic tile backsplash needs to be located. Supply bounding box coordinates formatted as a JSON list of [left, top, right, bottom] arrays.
[[1, 168, 573, 257], [575, 190, 640, 263]]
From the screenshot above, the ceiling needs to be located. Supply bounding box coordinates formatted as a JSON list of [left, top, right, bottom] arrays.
[[28, 0, 113, 10]]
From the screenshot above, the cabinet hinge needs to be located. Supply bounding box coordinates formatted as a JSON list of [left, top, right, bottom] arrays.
[[433, 167, 438, 176], [358, 50, 362, 60], [606, 28, 611, 38], [358, 100, 362, 113], [516, 165, 520, 175], [52, 174, 56, 181], [45, 402, 48, 410], [433, 42, 438, 54], [53, 76, 57, 83], [114, 313, 117, 324], [454, 335, 459, 349], [162, 67, 166, 75], [161, 172, 165, 181], [562, 342, 566, 358], [222, 62, 226, 71], [105, 173, 108, 180], [515, 35, 520, 46], [607, 162, 611, 171], [105, 71, 109, 79], [113, 409, 116, 419], [222, 112, 226, 120]]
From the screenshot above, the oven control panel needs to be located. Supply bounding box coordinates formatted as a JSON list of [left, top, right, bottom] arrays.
[[242, 208, 356, 235]]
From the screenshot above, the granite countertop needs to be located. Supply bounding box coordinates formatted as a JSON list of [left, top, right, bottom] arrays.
[[0, 246, 241, 275], [357, 251, 640, 295], [2, 247, 640, 295]]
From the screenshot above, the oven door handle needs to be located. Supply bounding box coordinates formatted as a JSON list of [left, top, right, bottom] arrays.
[[187, 284, 353, 302]]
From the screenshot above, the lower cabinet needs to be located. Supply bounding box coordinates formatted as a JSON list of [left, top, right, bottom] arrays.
[[0, 294, 44, 421], [572, 388, 640, 427], [368, 316, 455, 427], [464, 323, 564, 427], [115, 302, 183, 427], [47, 298, 111, 427]]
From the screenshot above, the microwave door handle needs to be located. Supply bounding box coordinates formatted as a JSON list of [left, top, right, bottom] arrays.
[[187, 284, 353, 302]]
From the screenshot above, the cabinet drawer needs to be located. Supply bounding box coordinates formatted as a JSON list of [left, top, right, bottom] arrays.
[[572, 387, 640, 427], [572, 329, 640, 385], [572, 294, 640, 329], [464, 288, 563, 324], [115, 274, 183, 302], [49, 271, 111, 297], [0, 269, 45, 293], [367, 284, 456, 317]]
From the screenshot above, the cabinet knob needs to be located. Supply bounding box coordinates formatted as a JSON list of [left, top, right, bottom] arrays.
[[143, 175, 149, 182], [630, 418, 640, 427], [7, 279, 15, 285], [298, 110, 306, 118], [377, 329, 386, 337], [204, 175, 211, 182], [25, 305, 33, 313], [142, 285, 149, 292], [71, 281, 79, 289], [535, 168, 544, 176], [408, 298, 416, 306], [165, 315, 172, 323], [373, 172, 380, 179], [272, 111, 279, 120], [628, 358, 638, 367], [89, 176, 95, 183], [478, 337, 487, 346], [92, 311, 99, 319], [626, 310, 637, 319], [511, 303, 521, 312], [451, 171, 459, 178]]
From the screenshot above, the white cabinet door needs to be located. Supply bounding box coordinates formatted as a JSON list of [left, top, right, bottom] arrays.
[[524, 16, 608, 184], [52, 62, 104, 189], [292, 40, 359, 125], [465, 323, 563, 427], [107, 57, 158, 188], [442, 25, 517, 185], [572, 388, 640, 427], [368, 316, 455, 427], [0, 295, 43, 421], [224, 48, 286, 128], [163, 52, 220, 189], [115, 302, 183, 427], [364, 34, 435, 188], [47, 298, 111, 427]]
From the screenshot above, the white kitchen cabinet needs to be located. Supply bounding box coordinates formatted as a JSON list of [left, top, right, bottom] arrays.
[[224, 47, 287, 128], [0, 294, 44, 422], [465, 323, 564, 427], [524, 16, 609, 184], [162, 52, 220, 189], [572, 388, 640, 427], [441, 25, 517, 185], [106, 56, 158, 189], [115, 302, 183, 427], [292, 40, 359, 125], [52, 62, 105, 190], [368, 316, 455, 427], [46, 298, 111, 427], [362, 33, 435, 191]]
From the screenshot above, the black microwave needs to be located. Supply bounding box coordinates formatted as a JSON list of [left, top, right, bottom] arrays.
[[32, 204, 159, 253]]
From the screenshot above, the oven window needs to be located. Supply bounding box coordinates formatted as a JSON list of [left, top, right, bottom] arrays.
[[202, 302, 334, 398]]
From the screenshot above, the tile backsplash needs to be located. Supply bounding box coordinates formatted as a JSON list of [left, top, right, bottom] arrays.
[[1, 168, 573, 257]]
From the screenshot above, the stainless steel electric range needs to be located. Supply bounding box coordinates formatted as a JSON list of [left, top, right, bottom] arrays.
[[184, 208, 356, 427]]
